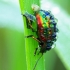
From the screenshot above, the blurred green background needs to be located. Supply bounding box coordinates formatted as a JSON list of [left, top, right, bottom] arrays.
[[0, 0, 70, 70]]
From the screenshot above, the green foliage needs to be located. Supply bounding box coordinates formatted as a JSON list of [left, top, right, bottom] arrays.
[[0, 28, 26, 70], [19, 0, 45, 70]]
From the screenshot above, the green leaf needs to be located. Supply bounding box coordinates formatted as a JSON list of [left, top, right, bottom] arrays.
[[0, 28, 27, 70], [19, 0, 45, 70]]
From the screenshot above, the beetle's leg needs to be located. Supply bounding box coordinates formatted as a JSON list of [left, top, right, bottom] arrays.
[[25, 35, 40, 43], [22, 12, 36, 30], [25, 35, 41, 55], [34, 48, 38, 56], [22, 12, 37, 32], [28, 23, 37, 32], [35, 46, 43, 56], [22, 15, 36, 32], [26, 19, 36, 32], [22, 14, 32, 28]]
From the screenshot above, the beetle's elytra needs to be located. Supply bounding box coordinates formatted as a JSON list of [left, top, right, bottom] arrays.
[[22, 4, 58, 55]]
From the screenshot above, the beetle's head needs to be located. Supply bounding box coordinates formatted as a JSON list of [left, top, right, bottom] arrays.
[[31, 4, 40, 12]]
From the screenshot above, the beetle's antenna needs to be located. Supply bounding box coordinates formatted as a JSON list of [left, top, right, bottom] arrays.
[[33, 54, 43, 70]]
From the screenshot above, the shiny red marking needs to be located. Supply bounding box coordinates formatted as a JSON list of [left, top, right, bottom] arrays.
[[36, 14, 47, 42]]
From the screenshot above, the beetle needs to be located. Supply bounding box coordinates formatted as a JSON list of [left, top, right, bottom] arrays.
[[22, 4, 58, 70], [22, 4, 58, 55]]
